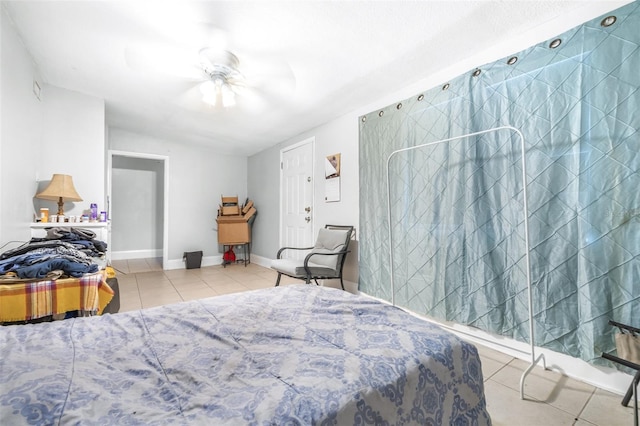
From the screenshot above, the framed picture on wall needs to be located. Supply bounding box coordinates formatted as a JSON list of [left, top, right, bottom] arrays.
[[325, 153, 341, 202]]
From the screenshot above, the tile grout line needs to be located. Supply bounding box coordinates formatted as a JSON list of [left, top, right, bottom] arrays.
[[571, 388, 598, 426], [484, 364, 505, 381]]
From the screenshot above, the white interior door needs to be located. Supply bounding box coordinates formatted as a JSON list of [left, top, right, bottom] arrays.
[[280, 138, 314, 260]]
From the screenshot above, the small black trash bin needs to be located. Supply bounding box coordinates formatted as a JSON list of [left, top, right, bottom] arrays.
[[183, 251, 203, 269]]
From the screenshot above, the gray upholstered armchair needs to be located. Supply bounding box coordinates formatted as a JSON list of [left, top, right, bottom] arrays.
[[271, 225, 354, 290]]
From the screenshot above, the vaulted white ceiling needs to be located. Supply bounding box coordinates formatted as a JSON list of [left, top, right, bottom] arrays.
[[2, 1, 628, 156]]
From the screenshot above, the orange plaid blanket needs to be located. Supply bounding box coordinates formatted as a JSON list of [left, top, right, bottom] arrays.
[[0, 270, 114, 322]]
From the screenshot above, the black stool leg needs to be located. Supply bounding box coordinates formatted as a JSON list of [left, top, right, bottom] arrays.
[[623, 371, 640, 407], [633, 375, 638, 426], [275, 273, 282, 287]]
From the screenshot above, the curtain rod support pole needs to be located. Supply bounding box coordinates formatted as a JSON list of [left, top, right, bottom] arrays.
[[386, 125, 545, 400]]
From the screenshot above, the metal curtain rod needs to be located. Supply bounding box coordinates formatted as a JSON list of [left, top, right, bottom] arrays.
[[385, 125, 545, 400]]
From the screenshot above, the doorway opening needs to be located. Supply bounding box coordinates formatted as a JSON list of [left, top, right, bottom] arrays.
[[108, 150, 169, 269]]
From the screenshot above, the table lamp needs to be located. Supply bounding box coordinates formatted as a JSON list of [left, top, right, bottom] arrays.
[[35, 174, 83, 216]]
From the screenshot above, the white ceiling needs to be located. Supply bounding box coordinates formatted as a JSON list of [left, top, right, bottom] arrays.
[[2, 1, 628, 156]]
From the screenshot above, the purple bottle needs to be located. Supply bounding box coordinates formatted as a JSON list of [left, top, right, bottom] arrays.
[[90, 203, 98, 221]]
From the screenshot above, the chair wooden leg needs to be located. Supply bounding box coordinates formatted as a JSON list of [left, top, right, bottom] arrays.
[[275, 273, 282, 287], [340, 277, 345, 291]]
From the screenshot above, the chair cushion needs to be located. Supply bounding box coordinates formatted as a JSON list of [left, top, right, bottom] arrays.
[[270, 259, 339, 278], [310, 228, 349, 270]]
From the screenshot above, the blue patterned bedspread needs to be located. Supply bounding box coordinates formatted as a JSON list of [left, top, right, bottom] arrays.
[[0, 285, 490, 425]]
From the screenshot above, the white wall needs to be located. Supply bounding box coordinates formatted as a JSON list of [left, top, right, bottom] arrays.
[[1, 4, 106, 247], [0, 5, 43, 244], [36, 85, 105, 218], [247, 144, 280, 259], [108, 128, 247, 268], [248, 1, 633, 394], [249, 114, 358, 254], [248, 113, 359, 283], [2, 3, 244, 270]]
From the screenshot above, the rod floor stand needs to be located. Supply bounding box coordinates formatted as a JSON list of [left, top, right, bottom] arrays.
[[387, 126, 543, 398], [519, 352, 547, 399]]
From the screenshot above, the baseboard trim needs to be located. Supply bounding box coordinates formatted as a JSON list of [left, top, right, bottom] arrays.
[[320, 279, 359, 293], [436, 317, 632, 396], [165, 254, 265, 270], [111, 249, 162, 261], [164, 255, 223, 270], [250, 254, 272, 268]]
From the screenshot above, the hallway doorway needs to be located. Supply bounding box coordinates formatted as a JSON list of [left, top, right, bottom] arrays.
[[108, 151, 169, 268]]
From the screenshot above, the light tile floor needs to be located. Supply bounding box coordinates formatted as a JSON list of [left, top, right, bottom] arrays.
[[110, 259, 637, 426]]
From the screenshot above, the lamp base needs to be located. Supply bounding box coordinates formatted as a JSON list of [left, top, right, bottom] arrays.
[[57, 197, 65, 216]]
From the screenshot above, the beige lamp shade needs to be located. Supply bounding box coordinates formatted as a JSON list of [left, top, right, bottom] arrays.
[[35, 174, 83, 216]]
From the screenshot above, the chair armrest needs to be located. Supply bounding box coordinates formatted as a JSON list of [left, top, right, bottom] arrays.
[[277, 246, 314, 259], [302, 250, 351, 277], [303, 250, 351, 267]]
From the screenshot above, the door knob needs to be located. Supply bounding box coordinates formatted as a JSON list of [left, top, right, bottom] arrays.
[[305, 216, 311, 223], [305, 206, 311, 213]]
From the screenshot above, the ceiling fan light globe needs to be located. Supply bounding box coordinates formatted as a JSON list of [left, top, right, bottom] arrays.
[[200, 80, 216, 96], [202, 92, 217, 106], [222, 89, 236, 108]]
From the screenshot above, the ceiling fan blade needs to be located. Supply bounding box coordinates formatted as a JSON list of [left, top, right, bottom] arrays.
[[124, 43, 204, 80], [221, 52, 297, 113], [192, 24, 229, 54], [231, 85, 270, 113], [239, 54, 296, 95]]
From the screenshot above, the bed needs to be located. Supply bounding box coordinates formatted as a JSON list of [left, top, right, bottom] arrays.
[[0, 285, 491, 425], [0, 270, 114, 323]]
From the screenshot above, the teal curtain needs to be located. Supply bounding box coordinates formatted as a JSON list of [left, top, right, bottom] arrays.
[[359, 1, 640, 364]]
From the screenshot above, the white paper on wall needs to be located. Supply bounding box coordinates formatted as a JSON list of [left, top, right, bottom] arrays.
[[325, 153, 341, 202]]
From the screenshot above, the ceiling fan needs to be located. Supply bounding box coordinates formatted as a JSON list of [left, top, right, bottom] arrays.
[[198, 48, 243, 108], [125, 38, 296, 112]]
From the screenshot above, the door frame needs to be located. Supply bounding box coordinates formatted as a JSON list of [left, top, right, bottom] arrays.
[[279, 137, 315, 249], [107, 150, 170, 268]]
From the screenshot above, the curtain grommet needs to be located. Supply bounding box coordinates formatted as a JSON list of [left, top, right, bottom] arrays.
[[601, 16, 616, 27]]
